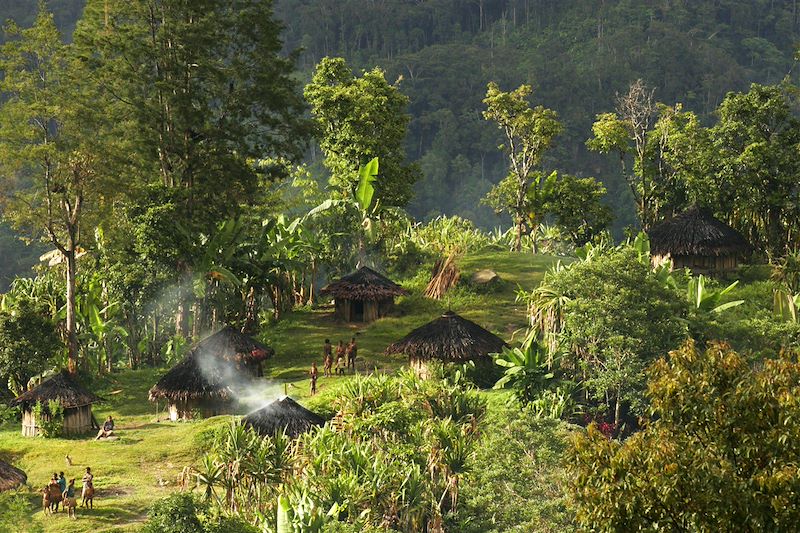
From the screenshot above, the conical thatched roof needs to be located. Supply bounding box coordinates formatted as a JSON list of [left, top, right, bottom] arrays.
[[648, 206, 751, 257], [241, 396, 325, 438], [149, 326, 274, 402], [384, 311, 508, 362], [11, 371, 100, 410], [0, 459, 26, 492], [321, 266, 408, 301]]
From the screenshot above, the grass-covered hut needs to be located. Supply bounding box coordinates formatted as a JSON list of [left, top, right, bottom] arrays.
[[321, 266, 407, 323], [648, 206, 752, 275], [0, 459, 26, 491], [241, 396, 325, 438], [149, 326, 274, 421], [384, 310, 508, 377], [11, 371, 100, 437]]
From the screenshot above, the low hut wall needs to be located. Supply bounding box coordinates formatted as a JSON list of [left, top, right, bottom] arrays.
[[653, 253, 739, 276], [21, 405, 94, 437], [168, 398, 234, 421]]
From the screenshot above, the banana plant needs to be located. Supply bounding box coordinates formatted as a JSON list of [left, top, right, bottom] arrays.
[[687, 275, 744, 314], [492, 330, 555, 404], [774, 289, 800, 323], [306, 157, 380, 267]]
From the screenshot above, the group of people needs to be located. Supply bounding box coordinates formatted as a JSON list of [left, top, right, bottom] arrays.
[[46, 466, 94, 518], [309, 337, 358, 395]]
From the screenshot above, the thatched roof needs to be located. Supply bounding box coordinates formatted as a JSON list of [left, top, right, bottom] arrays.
[[11, 371, 100, 410], [321, 266, 408, 301], [149, 326, 274, 402], [241, 396, 325, 438], [0, 459, 26, 492], [384, 311, 508, 362], [648, 206, 752, 257]]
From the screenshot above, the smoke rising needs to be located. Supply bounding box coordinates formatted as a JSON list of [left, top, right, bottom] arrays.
[[194, 333, 284, 414]]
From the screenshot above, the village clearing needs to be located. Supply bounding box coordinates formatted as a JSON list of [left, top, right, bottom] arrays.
[[0, 251, 554, 532]]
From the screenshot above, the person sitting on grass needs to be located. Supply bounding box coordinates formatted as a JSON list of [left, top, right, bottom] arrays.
[[95, 415, 114, 440]]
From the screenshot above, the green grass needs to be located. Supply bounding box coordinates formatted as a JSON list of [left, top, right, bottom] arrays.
[[0, 249, 558, 532]]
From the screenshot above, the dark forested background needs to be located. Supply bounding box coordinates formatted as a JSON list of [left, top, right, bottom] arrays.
[[2, 0, 799, 285]]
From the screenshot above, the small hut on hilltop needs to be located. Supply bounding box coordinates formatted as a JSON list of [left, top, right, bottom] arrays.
[[242, 396, 325, 438], [648, 205, 752, 276], [321, 266, 407, 322], [149, 326, 274, 421], [0, 459, 26, 491], [385, 310, 508, 377], [11, 371, 100, 437]]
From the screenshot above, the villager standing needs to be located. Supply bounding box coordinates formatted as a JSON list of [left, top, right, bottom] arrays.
[[323, 339, 333, 377], [57, 472, 67, 504], [310, 362, 318, 395], [81, 467, 93, 506], [347, 337, 358, 373], [63, 479, 77, 519]]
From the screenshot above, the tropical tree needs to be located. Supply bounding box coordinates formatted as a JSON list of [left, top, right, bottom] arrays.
[[0, 306, 60, 394], [74, 0, 311, 337], [568, 341, 800, 532], [304, 57, 420, 207], [482, 82, 563, 251], [0, 5, 110, 373]]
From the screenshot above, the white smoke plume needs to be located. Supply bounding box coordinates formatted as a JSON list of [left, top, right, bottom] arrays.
[[194, 333, 284, 414]]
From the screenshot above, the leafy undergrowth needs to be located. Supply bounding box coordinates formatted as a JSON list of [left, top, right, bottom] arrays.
[[457, 391, 578, 532]]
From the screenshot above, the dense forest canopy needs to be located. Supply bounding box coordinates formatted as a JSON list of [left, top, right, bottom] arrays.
[[1, 0, 799, 284]]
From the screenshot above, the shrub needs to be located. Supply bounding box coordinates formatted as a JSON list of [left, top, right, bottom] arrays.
[[141, 493, 204, 533], [33, 400, 64, 438]]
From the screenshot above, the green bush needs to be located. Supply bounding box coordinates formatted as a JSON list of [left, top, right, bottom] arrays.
[[0, 492, 43, 533], [141, 493, 204, 533], [33, 400, 63, 438], [456, 404, 577, 532]]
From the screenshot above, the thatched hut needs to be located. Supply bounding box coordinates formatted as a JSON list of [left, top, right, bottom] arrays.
[[241, 396, 325, 438], [384, 310, 508, 377], [11, 371, 100, 437], [648, 206, 752, 275], [149, 326, 274, 421], [321, 266, 408, 322], [0, 459, 26, 491]]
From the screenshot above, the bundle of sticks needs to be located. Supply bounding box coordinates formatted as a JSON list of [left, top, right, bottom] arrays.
[[424, 252, 461, 299]]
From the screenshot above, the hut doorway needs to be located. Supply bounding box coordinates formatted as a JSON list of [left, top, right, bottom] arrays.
[[352, 300, 364, 322]]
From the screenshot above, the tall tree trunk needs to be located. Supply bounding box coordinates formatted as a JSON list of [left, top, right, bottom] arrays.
[[65, 249, 78, 374]]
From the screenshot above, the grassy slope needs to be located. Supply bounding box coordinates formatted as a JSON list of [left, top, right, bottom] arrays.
[[0, 250, 558, 532]]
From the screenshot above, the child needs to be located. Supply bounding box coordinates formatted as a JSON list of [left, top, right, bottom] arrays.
[[346, 337, 358, 373], [63, 479, 77, 519], [310, 362, 318, 395], [336, 354, 344, 375]]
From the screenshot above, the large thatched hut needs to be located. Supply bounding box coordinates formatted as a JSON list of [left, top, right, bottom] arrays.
[[648, 206, 752, 275], [0, 459, 26, 491], [11, 371, 100, 437], [321, 266, 407, 322], [242, 396, 325, 438], [385, 310, 508, 377], [149, 326, 274, 421]]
